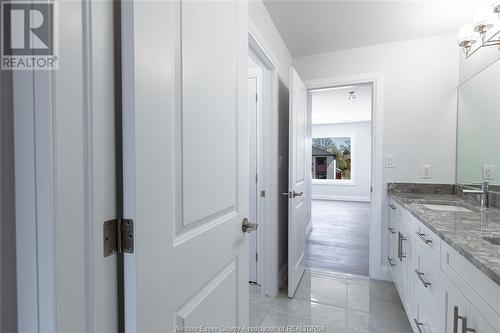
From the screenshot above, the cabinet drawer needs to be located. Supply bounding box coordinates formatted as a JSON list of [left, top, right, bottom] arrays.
[[414, 242, 443, 307], [389, 198, 402, 220], [470, 304, 500, 333], [441, 241, 500, 326], [414, 219, 440, 261], [414, 280, 443, 333]]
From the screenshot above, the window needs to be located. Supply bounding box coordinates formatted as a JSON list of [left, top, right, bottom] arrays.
[[312, 137, 352, 181]]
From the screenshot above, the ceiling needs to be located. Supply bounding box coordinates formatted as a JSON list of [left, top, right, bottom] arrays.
[[311, 85, 372, 124], [263, 0, 493, 57]]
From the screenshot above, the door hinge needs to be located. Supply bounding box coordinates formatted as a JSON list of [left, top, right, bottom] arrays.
[[260, 190, 266, 197], [255, 94, 258, 103], [103, 218, 134, 257], [255, 252, 258, 261]]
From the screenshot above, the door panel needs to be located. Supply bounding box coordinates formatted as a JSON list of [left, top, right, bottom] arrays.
[[181, 1, 238, 230], [287, 67, 309, 297], [122, 1, 249, 331]]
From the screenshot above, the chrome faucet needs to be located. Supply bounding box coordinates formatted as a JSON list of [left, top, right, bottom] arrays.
[[463, 181, 489, 208]]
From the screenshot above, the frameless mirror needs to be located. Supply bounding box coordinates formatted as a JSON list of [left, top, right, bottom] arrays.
[[456, 59, 500, 188]]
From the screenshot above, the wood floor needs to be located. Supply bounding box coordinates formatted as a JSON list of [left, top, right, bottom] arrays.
[[307, 200, 370, 276]]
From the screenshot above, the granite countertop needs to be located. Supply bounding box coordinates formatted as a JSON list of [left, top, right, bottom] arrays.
[[388, 192, 500, 287]]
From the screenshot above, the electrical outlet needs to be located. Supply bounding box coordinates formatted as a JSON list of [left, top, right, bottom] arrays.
[[385, 155, 395, 168], [422, 165, 432, 178], [482, 165, 495, 179]]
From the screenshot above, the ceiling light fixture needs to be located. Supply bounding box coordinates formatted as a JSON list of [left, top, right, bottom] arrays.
[[458, 2, 500, 58]]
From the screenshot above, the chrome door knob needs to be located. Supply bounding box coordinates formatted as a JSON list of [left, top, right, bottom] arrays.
[[242, 218, 258, 233], [282, 191, 303, 198]]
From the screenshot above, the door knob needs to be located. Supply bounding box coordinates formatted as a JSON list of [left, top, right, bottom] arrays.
[[242, 218, 258, 233], [282, 191, 303, 198]]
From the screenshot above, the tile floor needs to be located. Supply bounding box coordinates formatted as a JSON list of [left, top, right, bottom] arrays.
[[250, 270, 412, 332], [307, 200, 370, 276]]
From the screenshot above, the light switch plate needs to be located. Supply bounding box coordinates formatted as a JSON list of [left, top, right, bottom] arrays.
[[482, 165, 495, 179], [422, 165, 432, 178], [385, 155, 395, 168]]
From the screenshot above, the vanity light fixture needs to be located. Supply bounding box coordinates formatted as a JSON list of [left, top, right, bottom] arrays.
[[458, 2, 500, 58]]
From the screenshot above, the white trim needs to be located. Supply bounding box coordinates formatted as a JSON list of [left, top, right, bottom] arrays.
[[312, 180, 356, 186], [305, 72, 385, 280], [312, 195, 370, 202], [248, 22, 280, 298]]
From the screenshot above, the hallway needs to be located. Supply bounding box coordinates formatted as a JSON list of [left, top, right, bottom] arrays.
[[307, 200, 370, 276], [249, 270, 412, 332]]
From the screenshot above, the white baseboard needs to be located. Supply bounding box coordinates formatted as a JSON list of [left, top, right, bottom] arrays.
[[312, 195, 370, 202]]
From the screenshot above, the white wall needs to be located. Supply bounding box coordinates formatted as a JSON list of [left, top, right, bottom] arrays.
[[294, 33, 460, 278], [249, 0, 292, 86], [312, 122, 371, 202]]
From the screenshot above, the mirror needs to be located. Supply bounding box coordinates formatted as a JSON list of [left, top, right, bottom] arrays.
[[456, 60, 500, 188]]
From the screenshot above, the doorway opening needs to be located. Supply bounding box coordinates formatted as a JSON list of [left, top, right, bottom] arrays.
[[246, 28, 280, 299], [307, 84, 373, 277]]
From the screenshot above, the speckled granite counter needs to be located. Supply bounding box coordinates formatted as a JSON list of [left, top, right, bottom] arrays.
[[388, 192, 500, 287]]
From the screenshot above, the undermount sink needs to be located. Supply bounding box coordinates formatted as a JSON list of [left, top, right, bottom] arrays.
[[422, 204, 474, 213], [483, 236, 500, 245]]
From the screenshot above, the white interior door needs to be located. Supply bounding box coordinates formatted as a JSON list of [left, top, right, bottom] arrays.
[[122, 1, 250, 331], [287, 67, 309, 297], [248, 76, 258, 284], [13, 1, 117, 331]]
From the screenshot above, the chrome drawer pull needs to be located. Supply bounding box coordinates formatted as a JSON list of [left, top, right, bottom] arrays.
[[454, 306, 476, 333], [388, 227, 396, 234], [415, 270, 431, 287], [414, 319, 424, 333], [388, 257, 395, 267], [416, 231, 432, 244]]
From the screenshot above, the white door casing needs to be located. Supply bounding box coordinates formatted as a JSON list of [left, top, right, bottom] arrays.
[[287, 67, 310, 297], [122, 1, 249, 331], [13, 1, 117, 332], [248, 76, 258, 284]]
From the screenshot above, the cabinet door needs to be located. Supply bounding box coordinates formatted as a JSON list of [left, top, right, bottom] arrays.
[[388, 219, 398, 277], [445, 279, 470, 333], [403, 227, 415, 318], [469, 305, 498, 333], [398, 225, 409, 304]]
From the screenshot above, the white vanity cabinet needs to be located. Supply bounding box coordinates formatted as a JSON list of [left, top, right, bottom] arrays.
[[388, 199, 415, 321], [387, 199, 500, 333]]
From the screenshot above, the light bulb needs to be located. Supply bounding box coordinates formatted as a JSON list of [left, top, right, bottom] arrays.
[[457, 23, 477, 47], [472, 5, 496, 33]]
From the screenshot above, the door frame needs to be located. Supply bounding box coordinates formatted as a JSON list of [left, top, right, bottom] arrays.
[[248, 21, 279, 297], [304, 72, 386, 280]]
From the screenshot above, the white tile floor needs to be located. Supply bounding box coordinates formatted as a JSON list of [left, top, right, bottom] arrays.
[[250, 270, 412, 333]]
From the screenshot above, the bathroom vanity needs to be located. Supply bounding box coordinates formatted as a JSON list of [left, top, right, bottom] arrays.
[[386, 59, 500, 333], [387, 188, 500, 333]]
